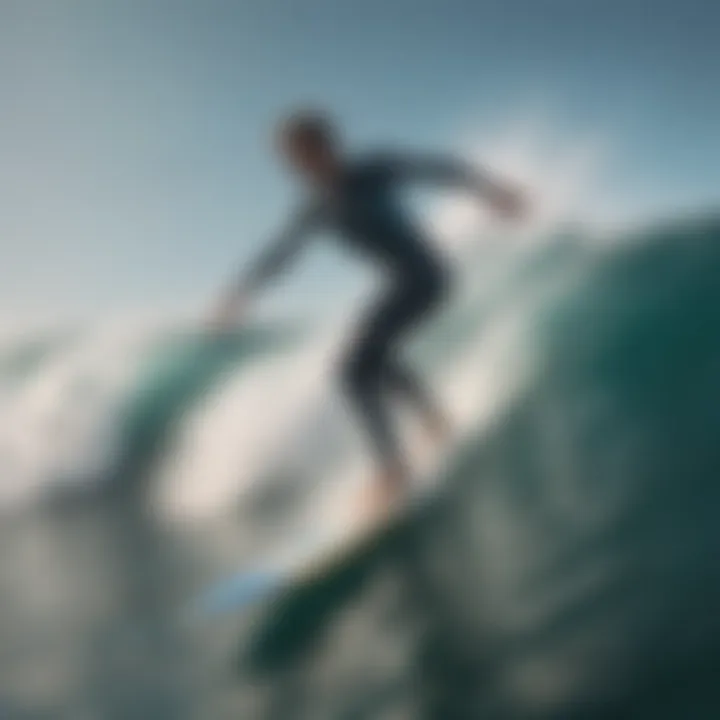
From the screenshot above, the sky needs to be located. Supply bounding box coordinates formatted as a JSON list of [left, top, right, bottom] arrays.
[[1, 0, 719, 323]]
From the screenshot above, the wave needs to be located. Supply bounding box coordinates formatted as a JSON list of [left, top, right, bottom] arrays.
[[236, 209, 720, 718], [0, 322, 300, 508], [1, 211, 717, 524]]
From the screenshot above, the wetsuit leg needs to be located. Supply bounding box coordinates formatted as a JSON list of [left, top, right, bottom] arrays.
[[384, 355, 439, 419], [340, 275, 446, 467]]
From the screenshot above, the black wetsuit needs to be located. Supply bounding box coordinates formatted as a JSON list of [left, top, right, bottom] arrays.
[[242, 152, 489, 467]]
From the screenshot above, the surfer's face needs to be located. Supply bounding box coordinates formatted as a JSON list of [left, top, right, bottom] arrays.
[[278, 131, 340, 187]]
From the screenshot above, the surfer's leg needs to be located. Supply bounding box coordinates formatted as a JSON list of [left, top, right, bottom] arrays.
[[340, 274, 447, 474], [341, 338, 403, 472], [340, 336, 409, 514], [339, 287, 420, 507], [380, 271, 452, 440]]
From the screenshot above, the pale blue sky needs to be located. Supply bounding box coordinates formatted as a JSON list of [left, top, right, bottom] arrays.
[[1, 0, 718, 321]]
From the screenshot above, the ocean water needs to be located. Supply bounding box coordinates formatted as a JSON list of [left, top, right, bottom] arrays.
[[1, 212, 720, 719]]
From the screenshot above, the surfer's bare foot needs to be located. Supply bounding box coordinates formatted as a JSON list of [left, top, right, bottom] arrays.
[[362, 462, 407, 521], [423, 407, 452, 445]]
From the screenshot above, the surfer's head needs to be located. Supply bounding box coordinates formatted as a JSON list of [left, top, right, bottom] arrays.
[[276, 110, 341, 185]]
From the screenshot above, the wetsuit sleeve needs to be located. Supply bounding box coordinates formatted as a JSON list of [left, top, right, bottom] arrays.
[[238, 202, 320, 295], [376, 152, 497, 194]]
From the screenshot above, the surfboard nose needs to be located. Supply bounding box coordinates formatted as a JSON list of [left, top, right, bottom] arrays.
[[191, 569, 284, 619]]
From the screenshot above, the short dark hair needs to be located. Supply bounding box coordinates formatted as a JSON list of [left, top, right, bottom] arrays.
[[278, 110, 337, 151]]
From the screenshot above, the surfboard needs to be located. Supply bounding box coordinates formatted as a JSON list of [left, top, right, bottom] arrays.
[[242, 483, 451, 675], [188, 429, 460, 625], [190, 483, 432, 621]]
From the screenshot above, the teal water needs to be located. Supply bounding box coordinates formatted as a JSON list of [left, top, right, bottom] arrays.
[[1, 213, 719, 718]]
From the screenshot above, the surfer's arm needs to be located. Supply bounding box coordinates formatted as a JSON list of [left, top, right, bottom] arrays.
[[238, 203, 320, 296], [380, 152, 526, 218], [211, 204, 319, 328]]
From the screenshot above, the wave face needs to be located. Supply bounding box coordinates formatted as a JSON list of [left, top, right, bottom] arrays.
[[220, 212, 720, 717], [1, 212, 720, 718], [395, 212, 720, 718]]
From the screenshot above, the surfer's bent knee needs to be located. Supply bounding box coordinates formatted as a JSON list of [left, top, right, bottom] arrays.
[[339, 347, 381, 401]]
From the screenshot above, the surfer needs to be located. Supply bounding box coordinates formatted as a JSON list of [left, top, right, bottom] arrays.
[[211, 111, 525, 513]]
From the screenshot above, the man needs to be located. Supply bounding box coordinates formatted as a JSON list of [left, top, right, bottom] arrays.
[[212, 111, 525, 514]]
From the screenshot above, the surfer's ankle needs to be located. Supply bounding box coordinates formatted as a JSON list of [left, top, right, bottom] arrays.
[[360, 467, 403, 519], [382, 460, 408, 486], [371, 462, 408, 510], [424, 407, 452, 442]]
